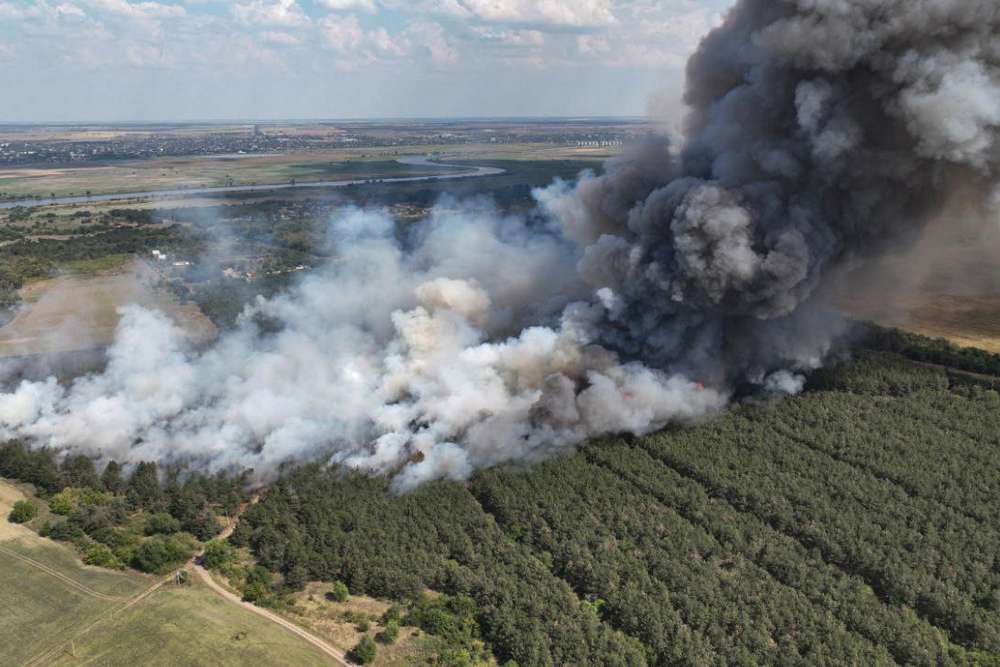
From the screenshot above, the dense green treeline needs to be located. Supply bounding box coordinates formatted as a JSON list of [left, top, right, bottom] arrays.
[[636, 412, 1000, 652], [232, 469, 646, 666], [473, 458, 892, 666], [229, 349, 1000, 666], [583, 442, 983, 666]]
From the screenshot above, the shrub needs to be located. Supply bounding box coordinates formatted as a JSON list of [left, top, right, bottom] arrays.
[[242, 565, 277, 607], [132, 533, 197, 574], [327, 580, 350, 603], [48, 492, 73, 516], [42, 519, 86, 542], [8, 499, 37, 524], [84, 543, 124, 570], [377, 619, 400, 644], [49, 487, 113, 516], [201, 539, 235, 571], [145, 512, 181, 536], [347, 636, 377, 665]]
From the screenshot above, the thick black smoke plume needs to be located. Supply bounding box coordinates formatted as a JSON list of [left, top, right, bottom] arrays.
[[542, 0, 1000, 386], [1, 0, 998, 488]]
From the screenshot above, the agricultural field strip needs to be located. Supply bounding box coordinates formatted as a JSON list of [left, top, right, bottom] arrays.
[[769, 393, 1000, 524], [634, 422, 1000, 652], [0, 544, 127, 601], [20, 572, 166, 667], [473, 460, 893, 665], [584, 443, 972, 666]]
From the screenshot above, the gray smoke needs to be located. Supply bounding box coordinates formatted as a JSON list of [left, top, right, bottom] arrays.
[[1, 0, 999, 489]]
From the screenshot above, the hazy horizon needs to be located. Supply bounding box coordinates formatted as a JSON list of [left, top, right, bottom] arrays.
[[0, 0, 732, 123]]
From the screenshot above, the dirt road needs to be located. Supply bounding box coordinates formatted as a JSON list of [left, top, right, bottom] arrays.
[[188, 501, 351, 666], [192, 563, 350, 666]]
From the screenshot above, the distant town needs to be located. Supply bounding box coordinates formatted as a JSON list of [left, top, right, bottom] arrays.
[[0, 118, 649, 166]]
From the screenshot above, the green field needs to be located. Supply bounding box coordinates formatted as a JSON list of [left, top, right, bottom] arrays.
[[45, 581, 336, 667]]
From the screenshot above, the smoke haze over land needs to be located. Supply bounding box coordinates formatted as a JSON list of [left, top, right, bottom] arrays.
[[2, 0, 1000, 488]]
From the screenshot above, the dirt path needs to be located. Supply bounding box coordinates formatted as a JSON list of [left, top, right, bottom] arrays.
[[191, 564, 350, 666], [0, 544, 127, 602], [188, 501, 350, 666]]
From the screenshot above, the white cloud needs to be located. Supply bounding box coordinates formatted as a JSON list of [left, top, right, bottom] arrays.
[[263, 30, 301, 45], [320, 14, 366, 52], [54, 3, 86, 18], [233, 0, 309, 27], [398, 0, 617, 28], [86, 0, 186, 19], [0, 2, 24, 19], [406, 21, 457, 66], [473, 27, 544, 47], [318, 0, 376, 12]]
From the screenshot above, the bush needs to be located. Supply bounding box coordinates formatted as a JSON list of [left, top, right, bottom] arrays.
[[42, 519, 86, 542], [377, 619, 400, 644], [8, 499, 37, 524], [145, 512, 181, 535], [84, 543, 124, 570], [326, 580, 350, 603], [242, 565, 278, 607], [201, 539, 235, 571], [49, 487, 113, 516], [347, 636, 377, 665], [48, 492, 73, 516], [132, 533, 197, 574]]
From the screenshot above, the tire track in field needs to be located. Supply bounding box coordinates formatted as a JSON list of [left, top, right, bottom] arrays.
[[21, 576, 165, 667], [0, 545, 127, 602]]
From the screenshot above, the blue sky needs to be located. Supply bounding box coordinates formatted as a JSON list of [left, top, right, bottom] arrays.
[[0, 0, 733, 122]]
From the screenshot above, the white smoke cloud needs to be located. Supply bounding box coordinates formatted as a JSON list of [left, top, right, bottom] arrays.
[[3, 0, 999, 490], [0, 200, 725, 490]]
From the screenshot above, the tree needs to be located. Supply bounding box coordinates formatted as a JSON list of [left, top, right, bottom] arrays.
[[242, 565, 275, 606], [201, 539, 234, 571], [8, 499, 37, 523], [61, 455, 99, 489], [348, 636, 377, 665], [283, 564, 308, 592], [145, 512, 181, 536], [127, 462, 162, 510], [48, 491, 74, 515], [101, 461, 124, 494], [132, 533, 196, 574]]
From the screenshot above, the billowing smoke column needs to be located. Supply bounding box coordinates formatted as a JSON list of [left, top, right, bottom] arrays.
[[2, 0, 999, 489]]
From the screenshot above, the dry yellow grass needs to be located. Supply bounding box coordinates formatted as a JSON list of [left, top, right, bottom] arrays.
[[280, 582, 437, 666], [0, 479, 31, 541], [0, 261, 216, 357]]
